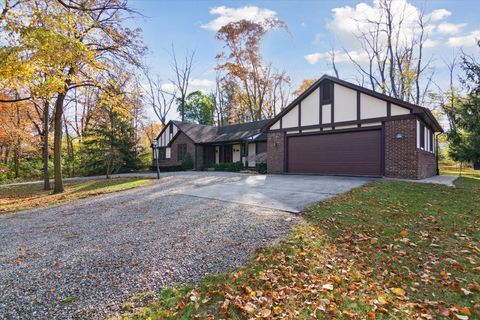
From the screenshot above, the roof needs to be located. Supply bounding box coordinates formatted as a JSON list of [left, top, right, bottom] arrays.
[[263, 75, 443, 133], [169, 119, 270, 144]]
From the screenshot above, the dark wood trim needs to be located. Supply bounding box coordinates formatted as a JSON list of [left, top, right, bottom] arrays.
[[356, 91, 361, 128], [280, 117, 282, 129], [331, 83, 335, 129], [283, 133, 288, 173], [298, 102, 301, 127], [381, 122, 385, 176], [155, 120, 172, 140], [319, 85, 323, 131], [262, 74, 442, 133], [166, 130, 182, 147], [285, 125, 382, 138], [387, 101, 391, 117], [268, 114, 416, 133]]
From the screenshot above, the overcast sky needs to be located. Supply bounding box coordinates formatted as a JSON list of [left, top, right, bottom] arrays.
[[129, 0, 480, 123]]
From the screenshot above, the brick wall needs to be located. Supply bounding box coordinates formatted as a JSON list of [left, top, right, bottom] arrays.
[[384, 118, 417, 179], [151, 132, 196, 168], [384, 117, 438, 179], [267, 132, 285, 173], [417, 150, 437, 179]]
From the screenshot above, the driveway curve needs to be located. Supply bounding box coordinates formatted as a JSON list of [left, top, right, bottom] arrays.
[[0, 173, 300, 319]]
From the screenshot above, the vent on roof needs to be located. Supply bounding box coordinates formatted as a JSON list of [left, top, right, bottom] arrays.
[[321, 80, 332, 105]]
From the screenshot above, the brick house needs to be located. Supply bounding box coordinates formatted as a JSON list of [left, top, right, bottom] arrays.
[[152, 120, 269, 170], [152, 75, 442, 180], [263, 75, 443, 179]]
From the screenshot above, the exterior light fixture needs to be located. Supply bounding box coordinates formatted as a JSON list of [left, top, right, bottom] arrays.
[[395, 133, 405, 139]]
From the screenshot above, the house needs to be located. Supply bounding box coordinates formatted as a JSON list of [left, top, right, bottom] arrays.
[[152, 119, 269, 170], [152, 75, 442, 180], [263, 75, 443, 179]]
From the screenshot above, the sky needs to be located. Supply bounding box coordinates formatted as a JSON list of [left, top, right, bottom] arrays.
[[128, 0, 480, 123]]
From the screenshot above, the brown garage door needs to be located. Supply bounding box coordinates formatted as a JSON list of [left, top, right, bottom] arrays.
[[287, 130, 382, 176]]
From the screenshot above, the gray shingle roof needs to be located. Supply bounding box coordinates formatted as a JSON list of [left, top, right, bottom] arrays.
[[172, 119, 270, 144]]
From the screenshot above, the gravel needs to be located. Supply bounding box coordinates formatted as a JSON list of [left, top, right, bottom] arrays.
[[0, 173, 301, 319]]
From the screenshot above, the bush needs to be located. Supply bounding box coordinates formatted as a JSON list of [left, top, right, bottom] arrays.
[[214, 161, 244, 172], [181, 152, 194, 170], [214, 163, 226, 171], [230, 161, 244, 172], [257, 162, 267, 174]]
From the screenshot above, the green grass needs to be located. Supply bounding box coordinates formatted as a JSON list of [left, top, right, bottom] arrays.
[[112, 177, 480, 320], [439, 160, 480, 178], [0, 178, 153, 213]]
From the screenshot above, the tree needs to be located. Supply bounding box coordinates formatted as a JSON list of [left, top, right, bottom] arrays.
[[0, 0, 145, 193], [180, 91, 214, 125], [169, 46, 195, 122], [449, 43, 480, 166], [141, 68, 176, 125], [215, 19, 289, 122], [293, 79, 316, 97], [333, 0, 433, 105], [0, 97, 36, 179]]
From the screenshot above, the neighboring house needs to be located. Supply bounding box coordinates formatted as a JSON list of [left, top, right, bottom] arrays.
[[152, 75, 443, 180], [263, 75, 443, 179], [152, 120, 269, 169]]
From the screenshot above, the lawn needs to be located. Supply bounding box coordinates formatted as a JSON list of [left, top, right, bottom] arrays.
[[0, 178, 153, 213], [439, 160, 480, 178], [113, 177, 480, 320]]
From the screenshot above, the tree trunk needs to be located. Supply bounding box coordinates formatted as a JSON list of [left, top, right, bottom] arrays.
[[13, 145, 19, 178], [3, 146, 9, 164], [53, 92, 66, 194], [43, 101, 51, 190], [14, 105, 20, 178]]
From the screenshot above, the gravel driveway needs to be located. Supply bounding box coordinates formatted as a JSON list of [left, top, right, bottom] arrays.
[[0, 173, 300, 319]]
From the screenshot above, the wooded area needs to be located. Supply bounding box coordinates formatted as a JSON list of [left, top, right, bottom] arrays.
[[0, 0, 479, 192]]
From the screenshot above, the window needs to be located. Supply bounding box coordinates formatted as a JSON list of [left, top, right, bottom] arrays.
[[158, 147, 166, 160], [430, 132, 434, 152], [166, 147, 171, 159], [177, 144, 187, 161], [419, 124, 425, 149], [321, 81, 332, 104]]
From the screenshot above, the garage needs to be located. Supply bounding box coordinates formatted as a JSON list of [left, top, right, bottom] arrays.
[[265, 75, 443, 179], [287, 129, 382, 176]]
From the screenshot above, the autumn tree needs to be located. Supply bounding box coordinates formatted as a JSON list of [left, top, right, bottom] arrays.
[[293, 79, 316, 97], [0, 98, 36, 179], [0, 0, 145, 193], [215, 19, 290, 122]]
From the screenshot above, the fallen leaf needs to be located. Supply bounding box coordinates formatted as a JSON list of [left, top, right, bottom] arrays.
[[322, 284, 334, 291], [393, 287, 405, 296], [461, 288, 472, 296], [243, 302, 256, 314], [459, 307, 471, 316], [273, 306, 282, 314], [454, 314, 469, 320], [258, 308, 271, 317]]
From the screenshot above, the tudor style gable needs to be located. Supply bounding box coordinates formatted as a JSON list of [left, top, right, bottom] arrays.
[[266, 76, 416, 133]]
